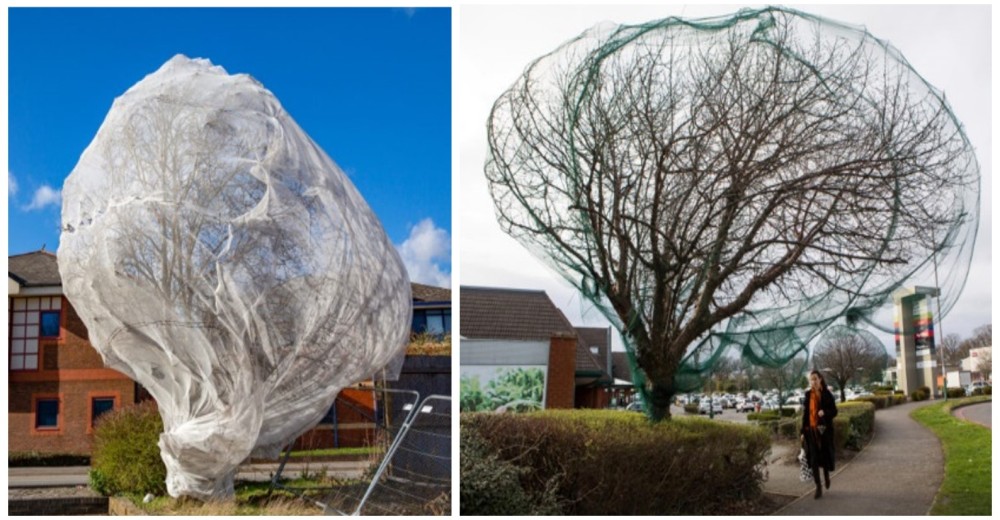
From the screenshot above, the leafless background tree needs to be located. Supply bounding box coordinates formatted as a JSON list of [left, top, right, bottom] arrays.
[[486, 9, 977, 420], [813, 331, 886, 402]]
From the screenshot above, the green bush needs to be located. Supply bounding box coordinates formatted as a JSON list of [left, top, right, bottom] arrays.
[[984, 386, 992, 395], [683, 403, 699, 414], [460, 425, 562, 515], [946, 387, 967, 399], [777, 418, 799, 439], [9, 452, 90, 467], [461, 410, 770, 515], [833, 401, 875, 451], [747, 411, 779, 422], [89, 401, 166, 496], [851, 395, 890, 409], [911, 390, 928, 402]]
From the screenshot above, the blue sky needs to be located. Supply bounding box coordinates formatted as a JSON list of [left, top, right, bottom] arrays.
[[8, 7, 452, 286]]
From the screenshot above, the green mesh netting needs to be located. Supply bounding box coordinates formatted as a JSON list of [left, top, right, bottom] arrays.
[[484, 7, 979, 418]]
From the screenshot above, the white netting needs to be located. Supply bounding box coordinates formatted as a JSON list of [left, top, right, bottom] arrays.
[[58, 55, 411, 500]]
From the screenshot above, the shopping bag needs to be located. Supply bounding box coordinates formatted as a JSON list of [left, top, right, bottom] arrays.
[[798, 447, 812, 482]]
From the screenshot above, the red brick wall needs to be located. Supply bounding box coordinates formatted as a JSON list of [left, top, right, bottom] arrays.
[[545, 336, 576, 409], [9, 296, 136, 455], [574, 386, 610, 409]]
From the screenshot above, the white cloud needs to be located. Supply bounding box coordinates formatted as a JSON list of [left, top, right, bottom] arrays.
[[397, 218, 451, 288], [23, 185, 62, 211], [8, 172, 17, 197]]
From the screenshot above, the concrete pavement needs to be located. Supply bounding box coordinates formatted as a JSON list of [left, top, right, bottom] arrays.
[[774, 399, 943, 515]]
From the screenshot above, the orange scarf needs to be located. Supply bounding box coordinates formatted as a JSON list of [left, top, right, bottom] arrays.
[[809, 389, 821, 429]]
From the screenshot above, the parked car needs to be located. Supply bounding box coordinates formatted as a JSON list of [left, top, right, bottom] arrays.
[[699, 399, 724, 415], [967, 381, 991, 395], [735, 399, 756, 413]]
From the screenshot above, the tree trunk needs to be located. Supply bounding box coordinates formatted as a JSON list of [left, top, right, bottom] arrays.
[[646, 382, 675, 421], [839, 386, 846, 403]]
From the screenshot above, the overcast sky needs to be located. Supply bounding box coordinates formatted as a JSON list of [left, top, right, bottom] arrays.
[[458, 4, 992, 353]]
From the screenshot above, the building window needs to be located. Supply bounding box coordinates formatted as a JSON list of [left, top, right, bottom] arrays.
[[412, 308, 451, 336], [91, 398, 116, 427], [35, 398, 60, 430], [10, 297, 61, 371]]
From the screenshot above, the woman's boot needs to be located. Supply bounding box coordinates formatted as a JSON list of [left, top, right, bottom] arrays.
[[813, 467, 822, 499], [824, 468, 831, 489]]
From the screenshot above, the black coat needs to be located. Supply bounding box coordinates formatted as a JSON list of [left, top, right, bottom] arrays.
[[801, 388, 838, 471]]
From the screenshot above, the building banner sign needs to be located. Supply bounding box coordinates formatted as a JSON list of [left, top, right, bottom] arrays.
[[459, 365, 547, 412]]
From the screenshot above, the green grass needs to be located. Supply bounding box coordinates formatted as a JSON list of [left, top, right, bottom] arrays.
[[910, 396, 992, 516], [284, 446, 381, 458]]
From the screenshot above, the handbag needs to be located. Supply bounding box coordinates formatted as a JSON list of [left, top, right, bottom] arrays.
[[798, 446, 812, 482]]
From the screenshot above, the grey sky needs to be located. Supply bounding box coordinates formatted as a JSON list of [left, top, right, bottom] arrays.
[[458, 4, 992, 352]]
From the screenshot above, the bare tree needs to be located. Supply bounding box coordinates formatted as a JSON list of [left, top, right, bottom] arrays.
[[813, 331, 886, 402], [486, 9, 977, 420], [940, 333, 964, 369], [976, 350, 991, 382], [760, 353, 809, 412]]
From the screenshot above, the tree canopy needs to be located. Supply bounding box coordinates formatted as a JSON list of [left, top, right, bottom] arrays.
[[485, 7, 979, 420]]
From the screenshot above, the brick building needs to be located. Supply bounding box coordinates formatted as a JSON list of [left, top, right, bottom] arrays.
[[459, 286, 613, 411], [9, 250, 451, 454], [8, 250, 137, 455]]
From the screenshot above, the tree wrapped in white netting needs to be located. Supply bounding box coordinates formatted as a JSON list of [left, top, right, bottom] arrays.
[[59, 55, 411, 500]]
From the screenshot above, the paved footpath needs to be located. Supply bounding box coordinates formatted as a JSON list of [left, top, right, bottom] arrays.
[[775, 399, 943, 516], [953, 401, 991, 428]]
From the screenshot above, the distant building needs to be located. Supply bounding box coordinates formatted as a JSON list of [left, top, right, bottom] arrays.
[[961, 346, 992, 382], [459, 286, 616, 411], [8, 250, 137, 455]]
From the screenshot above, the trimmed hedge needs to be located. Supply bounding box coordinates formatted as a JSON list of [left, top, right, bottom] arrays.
[[911, 390, 929, 402], [9, 452, 90, 467], [683, 403, 699, 414], [946, 387, 967, 399], [971, 386, 992, 396], [833, 401, 875, 451], [460, 426, 562, 514], [90, 401, 166, 496], [461, 410, 770, 515], [851, 394, 906, 409]]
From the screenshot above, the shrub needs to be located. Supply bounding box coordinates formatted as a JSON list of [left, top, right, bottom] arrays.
[[777, 418, 799, 439], [833, 401, 875, 451], [460, 425, 563, 515], [851, 395, 888, 409], [911, 390, 928, 402], [946, 387, 967, 399], [9, 452, 90, 467], [747, 411, 779, 422], [90, 401, 166, 496], [683, 403, 699, 414], [461, 409, 770, 515]]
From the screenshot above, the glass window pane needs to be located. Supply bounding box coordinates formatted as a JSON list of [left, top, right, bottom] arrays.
[[14, 299, 27, 310], [36, 399, 59, 428], [25, 339, 38, 354], [13, 312, 26, 325], [26, 312, 39, 325], [11, 356, 24, 370], [51, 297, 62, 310], [40, 298, 51, 310], [40, 312, 60, 337], [92, 398, 115, 426], [12, 340, 25, 354], [412, 311, 427, 334], [27, 298, 39, 311], [426, 314, 444, 334], [12, 326, 26, 339], [26, 325, 39, 338], [24, 356, 38, 370]]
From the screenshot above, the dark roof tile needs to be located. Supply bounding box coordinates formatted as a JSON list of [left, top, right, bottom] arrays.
[[8, 250, 61, 287], [460, 286, 576, 341]]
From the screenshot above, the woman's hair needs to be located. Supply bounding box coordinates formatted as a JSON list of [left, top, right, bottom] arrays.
[[810, 370, 828, 390]]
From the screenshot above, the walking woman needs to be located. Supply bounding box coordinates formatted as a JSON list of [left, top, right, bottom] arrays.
[[801, 370, 838, 499]]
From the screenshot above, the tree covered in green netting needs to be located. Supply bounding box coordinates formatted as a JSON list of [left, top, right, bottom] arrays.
[[485, 7, 979, 420]]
